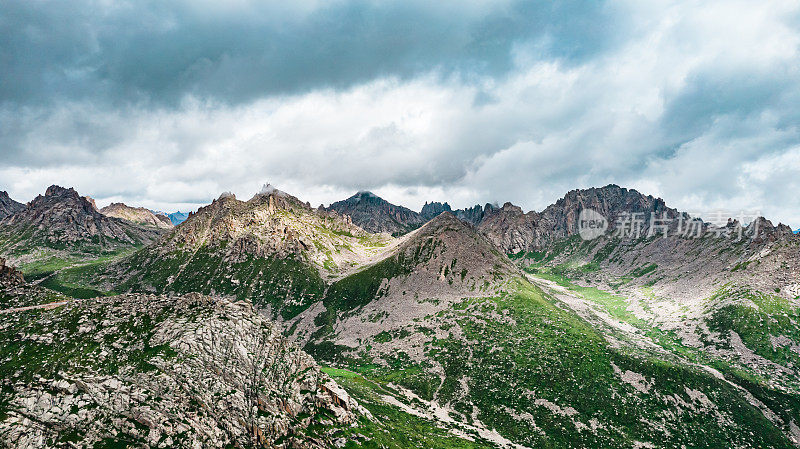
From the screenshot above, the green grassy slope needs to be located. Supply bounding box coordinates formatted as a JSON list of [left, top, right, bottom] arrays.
[[311, 279, 795, 448]]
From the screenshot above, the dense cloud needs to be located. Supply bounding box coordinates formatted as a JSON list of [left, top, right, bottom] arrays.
[[1, 0, 799, 226], [1, 0, 618, 108]]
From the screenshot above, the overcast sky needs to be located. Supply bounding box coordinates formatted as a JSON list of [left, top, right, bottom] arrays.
[[1, 0, 799, 227]]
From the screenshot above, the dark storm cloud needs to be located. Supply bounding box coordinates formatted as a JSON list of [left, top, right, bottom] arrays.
[[0, 0, 621, 108]]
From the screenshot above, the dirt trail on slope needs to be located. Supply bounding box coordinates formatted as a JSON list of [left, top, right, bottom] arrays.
[[0, 300, 71, 314]]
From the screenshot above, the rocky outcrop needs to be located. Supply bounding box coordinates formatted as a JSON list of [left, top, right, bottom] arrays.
[[100, 203, 173, 229], [153, 190, 370, 263], [420, 201, 452, 220], [0, 192, 24, 220], [452, 203, 493, 225], [326, 191, 424, 234], [747, 217, 796, 243], [0, 258, 24, 286], [0, 293, 367, 448], [477, 202, 551, 254]]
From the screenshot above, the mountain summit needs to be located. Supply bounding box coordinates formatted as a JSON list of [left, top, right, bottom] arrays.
[[326, 191, 424, 235]]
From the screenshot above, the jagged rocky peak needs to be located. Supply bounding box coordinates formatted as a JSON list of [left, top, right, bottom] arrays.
[[135, 184, 371, 271], [453, 203, 491, 225], [100, 202, 173, 229], [477, 201, 549, 254], [327, 190, 424, 234], [0, 185, 163, 249], [420, 200, 452, 220], [29, 184, 99, 216], [44, 184, 77, 197], [542, 184, 678, 234], [469, 185, 684, 254], [248, 184, 310, 213], [498, 201, 524, 214], [746, 216, 797, 242], [217, 191, 236, 201], [344, 191, 382, 205], [84, 196, 99, 211], [0, 190, 24, 220], [257, 182, 287, 197]]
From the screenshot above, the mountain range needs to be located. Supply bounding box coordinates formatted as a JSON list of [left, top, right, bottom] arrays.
[[0, 183, 799, 448], [153, 210, 191, 226]]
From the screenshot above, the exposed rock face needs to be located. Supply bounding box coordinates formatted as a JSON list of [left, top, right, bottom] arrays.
[[0, 192, 24, 220], [452, 203, 493, 225], [419, 201, 452, 220], [326, 191, 424, 234], [0, 258, 24, 286], [0, 293, 366, 448], [748, 217, 796, 242], [477, 202, 551, 254], [143, 191, 376, 266], [356, 211, 519, 298], [3, 182, 799, 448], [100, 203, 173, 229], [0, 186, 163, 250], [538, 184, 679, 238]]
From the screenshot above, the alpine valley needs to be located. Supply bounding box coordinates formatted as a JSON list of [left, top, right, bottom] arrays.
[[1, 183, 799, 449]]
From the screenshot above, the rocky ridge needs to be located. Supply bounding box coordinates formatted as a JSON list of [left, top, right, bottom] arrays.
[[293, 214, 798, 449], [451, 185, 681, 254], [6, 182, 800, 448], [100, 203, 173, 229], [419, 201, 452, 220]]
